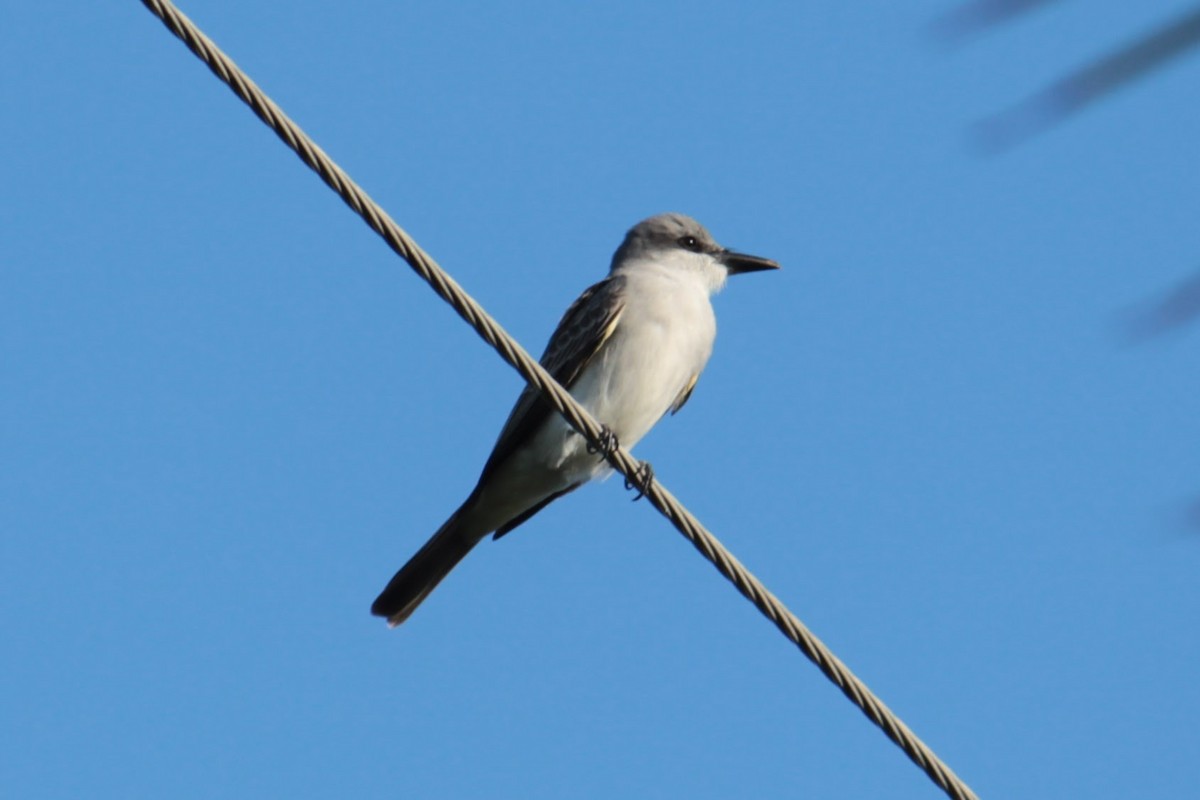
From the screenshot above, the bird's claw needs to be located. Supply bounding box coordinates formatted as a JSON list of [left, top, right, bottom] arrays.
[[584, 426, 651, 499], [587, 424, 619, 459], [624, 460, 654, 501]]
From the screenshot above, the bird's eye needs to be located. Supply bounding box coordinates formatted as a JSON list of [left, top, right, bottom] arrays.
[[678, 235, 702, 252]]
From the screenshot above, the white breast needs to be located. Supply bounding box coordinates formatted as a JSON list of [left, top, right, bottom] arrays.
[[496, 254, 721, 504], [594, 274, 713, 435]]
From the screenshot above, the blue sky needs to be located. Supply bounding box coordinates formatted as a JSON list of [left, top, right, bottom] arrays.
[[4, 2, 1200, 798]]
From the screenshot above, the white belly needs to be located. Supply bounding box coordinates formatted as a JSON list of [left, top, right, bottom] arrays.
[[467, 266, 720, 535], [534, 275, 716, 481]]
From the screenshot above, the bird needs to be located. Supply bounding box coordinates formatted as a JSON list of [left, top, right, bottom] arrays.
[[371, 213, 779, 626]]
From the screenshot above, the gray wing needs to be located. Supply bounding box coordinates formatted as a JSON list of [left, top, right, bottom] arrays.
[[478, 275, 627, 481]]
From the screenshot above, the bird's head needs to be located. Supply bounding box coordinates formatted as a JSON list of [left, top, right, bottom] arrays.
[[610, 213, 779, 293]]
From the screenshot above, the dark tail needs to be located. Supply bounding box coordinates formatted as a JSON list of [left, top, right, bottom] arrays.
[[370, 507, 480, 627]]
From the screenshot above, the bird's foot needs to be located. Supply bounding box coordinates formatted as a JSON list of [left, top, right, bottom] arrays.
[[624, 460, 654, 501], [587, 424, 619, 460]]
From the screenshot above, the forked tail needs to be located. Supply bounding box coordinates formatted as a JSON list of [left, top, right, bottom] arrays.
[[370, 507, 480, 627]]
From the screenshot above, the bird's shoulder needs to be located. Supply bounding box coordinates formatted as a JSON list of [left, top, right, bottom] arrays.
[[539, 274, 627, 378]]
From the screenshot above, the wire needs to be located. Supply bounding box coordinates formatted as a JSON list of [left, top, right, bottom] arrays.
[[139, 2, 980, 798]]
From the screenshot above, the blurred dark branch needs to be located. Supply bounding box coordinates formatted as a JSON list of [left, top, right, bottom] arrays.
[[1187, 497, 1200, 532], [933, 0, 1063, 41], [972, 7, 1200, 152], [1122, 269, 1200, 342]]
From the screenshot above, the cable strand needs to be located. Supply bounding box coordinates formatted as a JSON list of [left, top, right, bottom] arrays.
[[139, 3, 979, 798]]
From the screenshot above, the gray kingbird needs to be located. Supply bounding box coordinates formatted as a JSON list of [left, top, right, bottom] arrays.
[[371, 213, 779, 626]]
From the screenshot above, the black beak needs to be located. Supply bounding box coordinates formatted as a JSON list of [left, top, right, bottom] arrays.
[[721, 249, 780, 275]]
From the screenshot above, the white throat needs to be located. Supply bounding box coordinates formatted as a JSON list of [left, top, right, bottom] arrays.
[[613, 249, 728, 295]]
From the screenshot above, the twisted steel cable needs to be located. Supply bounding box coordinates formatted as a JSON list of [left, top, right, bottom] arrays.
[[139, 2, 980, 798]]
